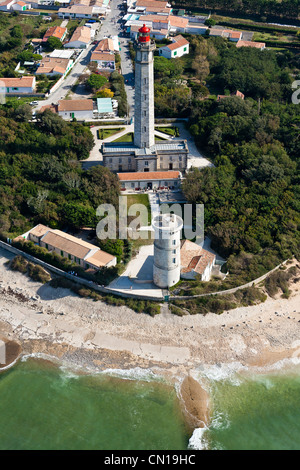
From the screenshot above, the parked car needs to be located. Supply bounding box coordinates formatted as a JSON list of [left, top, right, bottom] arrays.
[[30, 101, 38, 106]]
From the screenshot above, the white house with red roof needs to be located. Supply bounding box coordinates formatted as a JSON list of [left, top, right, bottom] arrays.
[[11, 0, 30, 10], [158, 35, 189, 59], [0, 76, 36, 94]]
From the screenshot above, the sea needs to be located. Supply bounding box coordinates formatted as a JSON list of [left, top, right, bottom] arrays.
[[1, 357, 300, 450]]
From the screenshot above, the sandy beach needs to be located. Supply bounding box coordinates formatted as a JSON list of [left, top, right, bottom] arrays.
[[0, 248, 299, 426]]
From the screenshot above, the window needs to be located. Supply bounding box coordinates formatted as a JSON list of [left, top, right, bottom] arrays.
[[173, 51, 177, 56], [143, 126, 147, 132], [131, 183, 135, 188], [45, 244, 48, 250], [144, 94, 147, 101], [173, 258, 176, 263], [144, 78, 147, 84], [145, 161, 149, 166], [119, 158, 122, 163], [68, 254, 71, 260], [173, 240, 176, 245], [143, 110, 147, 117], [184, 47, 187, 51], [61, 250, 64, 256], [172, 249, 176, 254]]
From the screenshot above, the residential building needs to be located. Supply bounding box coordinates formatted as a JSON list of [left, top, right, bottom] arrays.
[[236, 40, 266, 50], [58, 5, 104, 18], [94, 37, 116, 53], [90, 51, 115, 70], [11, 0, 30, 10], [64, 25, 91, 48], [158, 35, 189, 59], [118, 170, 182, 191], [35, 57, 73, 77], [0, 0, 15, 10], [217, 90, 245, 101], [0, 76, 36, 94], [167, 15, 188, 33], [57, 99, 94, 120], [180, 239, 216, 281], [21, 224, 117, 270], [42, 26, 67, 43]]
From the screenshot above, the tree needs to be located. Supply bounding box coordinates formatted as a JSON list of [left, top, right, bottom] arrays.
[[205, 18, 216, 27], [46, 36, 63, 51], [86, 73, 108, 92]]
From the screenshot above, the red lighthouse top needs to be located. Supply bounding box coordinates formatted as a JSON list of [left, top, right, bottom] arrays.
[[138, 24, 150, 42]]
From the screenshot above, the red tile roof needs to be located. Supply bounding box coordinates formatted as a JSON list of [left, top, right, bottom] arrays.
[[118, 171, 180, 181]]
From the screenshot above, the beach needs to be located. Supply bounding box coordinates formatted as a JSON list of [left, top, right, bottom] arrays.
[[0, 248, 300, 428]]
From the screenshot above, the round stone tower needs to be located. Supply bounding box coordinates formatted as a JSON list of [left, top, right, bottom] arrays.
[[152, 213, 183, 289], [134, 24, 156, 149]]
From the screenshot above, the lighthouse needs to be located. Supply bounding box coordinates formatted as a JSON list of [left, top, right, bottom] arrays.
[[134, 24, 156, 149], [152, 213, 183, 289]]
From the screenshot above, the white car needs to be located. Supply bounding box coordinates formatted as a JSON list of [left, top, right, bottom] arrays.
[[30, 101, 39, 106]]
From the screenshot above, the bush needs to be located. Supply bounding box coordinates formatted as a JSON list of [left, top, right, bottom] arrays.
[[8, 256, 51, 284]]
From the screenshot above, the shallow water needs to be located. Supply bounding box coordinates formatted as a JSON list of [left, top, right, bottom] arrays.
[[0, 359, 189, 450], [190, 363, 300, 450]]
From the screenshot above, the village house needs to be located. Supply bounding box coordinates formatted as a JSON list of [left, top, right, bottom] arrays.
[[57, 99, 95, 120], [158, 35, 189, 59], [35, 57, 73, 77], [42, 26, 67, 43], [19, 224, 117, 270], [11, 0, 30, 10], [217, 90, 245, 101], [0, 76, 36, 94], [236, 40, 266, 50], [90, 51, 116, 70], [64, 25, 92, 48], [180, 239, 216, 281]]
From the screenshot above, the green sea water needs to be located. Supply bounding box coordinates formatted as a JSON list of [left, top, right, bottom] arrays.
[[191, 364, 300, 450], [2, 359, 300, 450], [0, 359, 189, 450]]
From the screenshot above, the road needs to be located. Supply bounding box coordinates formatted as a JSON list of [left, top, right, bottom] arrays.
[[35, 0, 133, 111]]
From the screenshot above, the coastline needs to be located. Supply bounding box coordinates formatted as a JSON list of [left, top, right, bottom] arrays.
[[0, 251, 300, 432]]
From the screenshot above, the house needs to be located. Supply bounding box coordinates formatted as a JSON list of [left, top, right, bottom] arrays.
[[57, 99, 94, 120], [42, 26, 67, 43], [20, 224, 117, 270], [0, 0, 15, 11], [35, 57, 73, 77], [180, 239, 216, 281], [94, 37, 117, 53], [0, 76, 36, 94], [118, 170, 182, 191], [236, 40, 266, 50], [58, 5, 96, 18], [217, 90, 245, 101], [159, 35, 189, 59], [225, 30, 243, 42], [64, 25, 91, 48], [90, 51, 115, 70], [11, 0, 30, 10], [168, 15, 189, 33]]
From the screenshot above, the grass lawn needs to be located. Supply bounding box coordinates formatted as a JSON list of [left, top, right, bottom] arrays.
[[253, 31, 296, 43], [97, 127, 125, 140], [155, 126, 179, 137], [124, 193, 153, 252], [113, 132, 134, 143]]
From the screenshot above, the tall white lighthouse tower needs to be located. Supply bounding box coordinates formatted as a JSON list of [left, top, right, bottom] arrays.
[[134, 24, 156, 149], [152, 213, 183, 289]]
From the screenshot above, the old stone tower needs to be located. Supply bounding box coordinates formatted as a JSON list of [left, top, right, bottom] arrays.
[[152, 213, 183, 289], [134, 24, 156, 149]]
